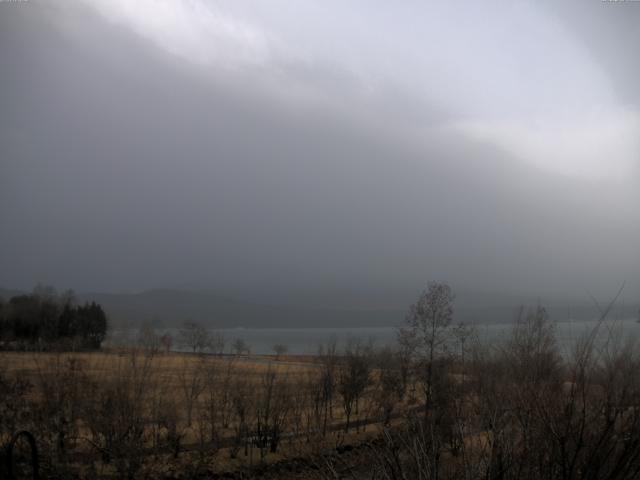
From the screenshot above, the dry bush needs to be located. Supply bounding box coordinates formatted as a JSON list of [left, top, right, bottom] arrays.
[[0, 363, 31, 447], [229, 374, 253, 459], [80, 351, 157, 479], [29, 354, 87, 473], [177, 355, 206, 428], [361, 302, 640, 480], [254, 367, 291, 458], [372, 348, 406, 425]]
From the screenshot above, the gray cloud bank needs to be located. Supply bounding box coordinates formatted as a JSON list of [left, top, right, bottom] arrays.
[[1, 1, 639, 311]]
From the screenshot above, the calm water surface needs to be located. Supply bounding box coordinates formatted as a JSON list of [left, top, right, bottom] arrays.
[[112, 317, 640, 355]]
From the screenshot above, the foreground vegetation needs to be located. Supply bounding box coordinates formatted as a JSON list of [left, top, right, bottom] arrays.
[[2, 282, 640, 479]]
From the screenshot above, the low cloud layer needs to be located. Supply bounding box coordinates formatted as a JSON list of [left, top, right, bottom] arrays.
[[1, 1, 639, 306]]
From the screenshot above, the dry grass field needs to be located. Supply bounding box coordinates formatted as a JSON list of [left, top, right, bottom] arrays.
[[4, 306, 640, 479], [0, 348, 403, 479], [1, 350, 317, 384]]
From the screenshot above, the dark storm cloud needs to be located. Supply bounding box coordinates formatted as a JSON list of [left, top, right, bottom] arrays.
[[0, 1, 638, 307]]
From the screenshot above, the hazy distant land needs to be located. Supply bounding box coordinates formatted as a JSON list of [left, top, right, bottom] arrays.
[[2, 287, 636, 331]]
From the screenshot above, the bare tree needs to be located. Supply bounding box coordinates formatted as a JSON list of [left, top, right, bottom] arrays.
[[373, 348, 405, 425], [199, 359, 222, 456], [81, 351, 156, 479], [506, 305, 560, 384], [273, 343, 288, 360], [210, 331, 225, 355], [179, 321, 212, 354], [390, 282, 455, 479], [318, 338, 339, 436], [302, 369, 325, 443], [177, 356, 206, 427], [254, 367, 291, 458], [137, 322, 160, 354], [338, 339, 372, 432], [159, 332, 173, 354], [154, 395, 185, 459], [229, 376, 252, 459], [198, 356, 237, 455], [453, 321, 475, 383], [232, 338, 250, 356], [399, 281, 454, 413], [29, 354, 85, 470]]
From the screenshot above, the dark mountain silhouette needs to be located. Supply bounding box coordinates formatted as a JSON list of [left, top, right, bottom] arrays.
[[77, 289, 403, 329], [4, 287, 635, 329]]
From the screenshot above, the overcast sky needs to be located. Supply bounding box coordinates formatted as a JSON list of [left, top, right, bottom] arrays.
[[1, 1, 639, 307]]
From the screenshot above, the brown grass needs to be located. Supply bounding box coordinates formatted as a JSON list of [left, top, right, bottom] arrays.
[[1, 349, 395, 478]]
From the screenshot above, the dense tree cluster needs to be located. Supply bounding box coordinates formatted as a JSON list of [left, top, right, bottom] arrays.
[[0, 285, 107, 350]]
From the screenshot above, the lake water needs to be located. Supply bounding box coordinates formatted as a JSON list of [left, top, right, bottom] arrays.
[[112, 317, 640, 355], [215, 318, 640, 355]]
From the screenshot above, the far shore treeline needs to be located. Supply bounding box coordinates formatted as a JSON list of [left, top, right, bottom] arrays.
[[0, 285, 107, 351]]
